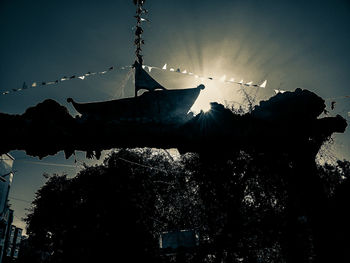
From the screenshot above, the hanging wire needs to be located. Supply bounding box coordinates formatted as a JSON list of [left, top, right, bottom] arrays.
[[16, 160, 80, 168], [9, 196, 32, 204], [113, 67, 134, 99], [117, 157, 168, 174]]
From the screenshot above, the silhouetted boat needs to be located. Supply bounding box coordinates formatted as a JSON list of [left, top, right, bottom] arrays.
[[67, 61, 204, 122]]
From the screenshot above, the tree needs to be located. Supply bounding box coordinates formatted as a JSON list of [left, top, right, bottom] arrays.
[[24, 149, 164, 263], [22, 147, 350, 263]]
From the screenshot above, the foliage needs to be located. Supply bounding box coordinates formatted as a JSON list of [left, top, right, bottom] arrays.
[[20, 148, 350, 263]]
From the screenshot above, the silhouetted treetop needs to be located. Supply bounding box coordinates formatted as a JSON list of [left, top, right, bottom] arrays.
[[20, 148, 350, 263]]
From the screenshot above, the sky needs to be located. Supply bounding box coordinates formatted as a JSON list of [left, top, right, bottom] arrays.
[[0, 0, 350, 233]]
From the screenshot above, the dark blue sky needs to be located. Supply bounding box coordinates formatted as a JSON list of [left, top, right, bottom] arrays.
[[1, 0, 349, 232]]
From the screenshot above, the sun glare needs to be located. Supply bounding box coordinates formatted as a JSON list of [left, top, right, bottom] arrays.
[[190, 80, 226, 114]]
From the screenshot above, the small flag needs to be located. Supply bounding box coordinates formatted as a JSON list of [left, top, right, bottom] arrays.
[[78, 76, 85, 80], [142, 65, 146, 69], [170, 68, 175, 72], [259, 80, 267, 88], [162, 64, 167, 70]]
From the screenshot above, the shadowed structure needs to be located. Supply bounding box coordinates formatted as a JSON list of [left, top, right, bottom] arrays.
[[0, 88, 346, 159], [67, 61, 205, 122], [1, 88, 347, 262]]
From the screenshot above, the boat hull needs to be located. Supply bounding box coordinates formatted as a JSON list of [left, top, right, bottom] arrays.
[[68, 87, 203, 122]]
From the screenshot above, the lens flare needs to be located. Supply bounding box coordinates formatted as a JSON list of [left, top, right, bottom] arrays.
[[190, 80, 225, 113]]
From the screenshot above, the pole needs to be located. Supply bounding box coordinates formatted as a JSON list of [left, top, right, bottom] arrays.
[[133, 0, 147, 65]]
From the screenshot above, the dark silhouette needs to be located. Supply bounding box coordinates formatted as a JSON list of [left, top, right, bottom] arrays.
[[67, 61, 200, 119], [0, 83, 348, 263], [18, 148, 350, 263], [133, 0, 147, 66], [6, 85, 347, 262], [0, 88, 346, 159], [8, 1, 348, 261], [331, 101, 336, 110]]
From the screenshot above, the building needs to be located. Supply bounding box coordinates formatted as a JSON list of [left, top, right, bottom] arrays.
[[5, 226, 22, 260], [0, 211, 13, 263], [0, 154, 14, 216], [5, 226, 15, 259], [13, 228, 23, 259], [0, 154, 15, 263]]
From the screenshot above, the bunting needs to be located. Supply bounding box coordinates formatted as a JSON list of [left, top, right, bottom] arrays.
[[3, 61, 350, 117], [156, 64, 350, 112], [158, 63, 267, 88], [1, 62, 268, 96], [274, 89, 350, 102], [1, 65, 132, 96], [274, 89, 286, 94], [273, 90, 350, 116]]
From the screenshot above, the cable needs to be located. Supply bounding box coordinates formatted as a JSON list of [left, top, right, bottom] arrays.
[[16, 160, 82, 168], [8, 196, 32, 204], [117, 157, 168, 173]]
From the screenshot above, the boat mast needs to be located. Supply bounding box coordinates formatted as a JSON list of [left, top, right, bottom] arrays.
[[133, 0, 147, 97]]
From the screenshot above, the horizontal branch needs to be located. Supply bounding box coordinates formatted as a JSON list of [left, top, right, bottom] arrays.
[[0, 89, 347, 159]]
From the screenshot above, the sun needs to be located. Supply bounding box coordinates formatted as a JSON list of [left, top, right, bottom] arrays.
[[190, 79, 226, 114]]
